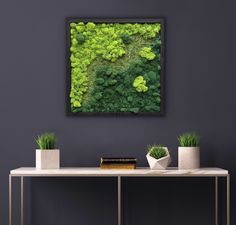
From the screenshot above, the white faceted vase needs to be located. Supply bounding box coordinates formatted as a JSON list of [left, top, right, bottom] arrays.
[[36, 149, 60, 169], [146, 148, 171, 170], [178, 147, 200, 169]]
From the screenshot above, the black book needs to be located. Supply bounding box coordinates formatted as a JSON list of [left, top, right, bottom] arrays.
[[101, 157, 137, 164]]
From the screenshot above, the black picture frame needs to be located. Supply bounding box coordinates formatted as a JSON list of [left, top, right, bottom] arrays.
[[65, 17, 165, 116]]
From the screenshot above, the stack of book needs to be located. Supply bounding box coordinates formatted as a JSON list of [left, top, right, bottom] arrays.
[[100, 157, 137, 169]]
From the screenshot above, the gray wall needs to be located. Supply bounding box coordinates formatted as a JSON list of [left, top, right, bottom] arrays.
[[0, 0, 235, 224]]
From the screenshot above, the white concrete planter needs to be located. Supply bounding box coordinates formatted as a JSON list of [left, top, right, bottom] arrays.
[[146, 148, 171, 170], [178, 147, 200, 169], [36, 149, 60, 169]]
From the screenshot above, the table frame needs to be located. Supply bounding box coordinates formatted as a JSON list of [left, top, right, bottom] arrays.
[[9, 172, 230, 225]]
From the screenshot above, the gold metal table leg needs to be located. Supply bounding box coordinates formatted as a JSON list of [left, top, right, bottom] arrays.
[[9, 175, 12, 225], [215, 176, 218, 225], [118, 176, 121, 225], [227, 175, 230, 225], [21, 176, 24, 225]]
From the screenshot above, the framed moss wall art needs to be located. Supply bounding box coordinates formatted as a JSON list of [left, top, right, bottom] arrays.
[[66, 18, 165, 115]]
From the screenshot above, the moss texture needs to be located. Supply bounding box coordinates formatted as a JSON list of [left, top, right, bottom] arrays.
[[69, 22, 162, 113]]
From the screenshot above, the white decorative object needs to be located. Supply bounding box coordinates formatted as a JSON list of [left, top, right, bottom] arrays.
[[178, 147, 200, 169], [146, 148, 171, 170], [36, 149, 60, 169]]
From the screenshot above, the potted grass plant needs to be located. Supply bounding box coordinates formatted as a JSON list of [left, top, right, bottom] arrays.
[[178, 132, 200, 169], [146, 145, 171, 170], [35, 133, 60, 169]]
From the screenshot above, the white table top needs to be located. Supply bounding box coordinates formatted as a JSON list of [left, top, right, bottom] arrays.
[[10, 167, 228, 177]]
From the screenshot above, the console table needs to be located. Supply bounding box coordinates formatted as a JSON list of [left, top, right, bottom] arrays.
[[9, 167, 230, 225]]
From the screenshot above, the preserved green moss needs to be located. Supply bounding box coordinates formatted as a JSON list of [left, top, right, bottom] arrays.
[[133, 76, 148, 93], [69, 22, 162, 113], [139, 47, 156, 60]]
